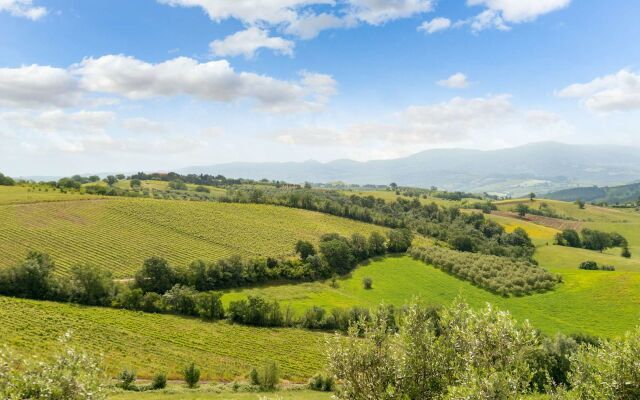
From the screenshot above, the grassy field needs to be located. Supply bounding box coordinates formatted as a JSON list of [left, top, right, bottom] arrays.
[[109, 387, 331, 400], [0, 185, 98, 205], [0, 296, 326, 381], [0, 188, 384, 278], [496, 198, 640, 258], [222, 253, 640, 338]]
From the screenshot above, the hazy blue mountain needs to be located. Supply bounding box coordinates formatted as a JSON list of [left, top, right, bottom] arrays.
[[183, 142, 640, 196]]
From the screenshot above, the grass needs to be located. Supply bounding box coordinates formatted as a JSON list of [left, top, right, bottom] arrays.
[[341, 189, 471, 208], [109, 388, 331, 400], [0, 188, 385, 278], [0, 296, 326, 381], [0, 184, 98, 205], [222, 254, 640, 338]]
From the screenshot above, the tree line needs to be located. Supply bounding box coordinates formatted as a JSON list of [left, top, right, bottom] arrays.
[[0, 230, 411, 330], [555, 228, 631, 257], [225, 186, 536, 260]]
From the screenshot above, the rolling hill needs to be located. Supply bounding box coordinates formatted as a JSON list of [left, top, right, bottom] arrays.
[[546, 182, 640, 205], [0, 186, 385, 278], [181, 142, 640, 196]]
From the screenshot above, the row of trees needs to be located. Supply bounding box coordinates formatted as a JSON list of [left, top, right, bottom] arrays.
[[327, 299, 640, 400], [0, 230, 410, 329], [225, 187, 535, 260], [409, 245, 559, 297], [555, 228, 631, 256]]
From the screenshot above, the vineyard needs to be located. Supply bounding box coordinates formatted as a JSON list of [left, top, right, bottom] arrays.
[[0, 296, 325, 381], [0, 192, 385, 277]]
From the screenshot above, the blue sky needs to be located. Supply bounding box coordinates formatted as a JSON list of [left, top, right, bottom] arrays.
[[1, 0, 640, 176]]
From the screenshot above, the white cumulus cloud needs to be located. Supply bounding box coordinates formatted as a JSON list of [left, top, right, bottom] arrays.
[[210, 27, 295, 58], [557, 69, 640, 113], [466, 0, 571, 32], [0, 65, 81, 108], [74, 55, 336, 113], [418, 17, 451, 34], [0, 0, 47, 20], [437, 73, 470, 89]]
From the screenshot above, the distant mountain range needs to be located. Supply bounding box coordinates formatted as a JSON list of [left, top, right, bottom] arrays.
[[181, 142, 640, 197]]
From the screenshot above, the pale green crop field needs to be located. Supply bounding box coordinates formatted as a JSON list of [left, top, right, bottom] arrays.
[[0, 187, 385, 278], [0, 296, 326, 381]]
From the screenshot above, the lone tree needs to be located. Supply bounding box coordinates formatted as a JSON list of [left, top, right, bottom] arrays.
[[529, 192, 536, 201], [515, 203, 529, 217], [576, 199, 586, 209]]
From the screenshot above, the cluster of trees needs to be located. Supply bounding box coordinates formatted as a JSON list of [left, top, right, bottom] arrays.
[[555, 228, 631, 256], [129, 172, 293, 188], [514, 202, 573, 220], [579, 260, 616, 271], [327, 299, 640, 400], [409, 245, 559, 296], [0, 172, 15, 186], [226, 187, 535, 260]]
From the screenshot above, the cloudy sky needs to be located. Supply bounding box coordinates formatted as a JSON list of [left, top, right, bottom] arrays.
[[1, 0, 639, 176]]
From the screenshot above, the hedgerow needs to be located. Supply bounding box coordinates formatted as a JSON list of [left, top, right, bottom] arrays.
[[409, 246, 559, 296]]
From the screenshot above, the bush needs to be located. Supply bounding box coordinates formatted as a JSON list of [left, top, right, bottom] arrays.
[[363, 277, 373, 290], [195, 185, 210, 193], [578, 261, 599, 270], [327, 299, 539, 400], [295, 240, 316, 260], [622, 246, 632, 258], [117, 368, 137, 391], [251, 361, 279, 391], [566, 327, 640, 399], [151, 372, 167, 390], [386, 229, 414, 253], [308, 373, 335, 392], [183, 362, 200, 388], [0, 172, 15, 186], [228, 296, 283, 327], [579, 261, 615, 271], [0, 332, 107, 399]]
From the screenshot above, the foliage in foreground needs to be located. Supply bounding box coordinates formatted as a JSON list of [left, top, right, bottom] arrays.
[[0, 332, 107, 400], [327, 299, 640, 400], [409, 246, 559, 296]]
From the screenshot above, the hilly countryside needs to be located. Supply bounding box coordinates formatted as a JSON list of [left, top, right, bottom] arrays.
[[2, 0, 640, 399]]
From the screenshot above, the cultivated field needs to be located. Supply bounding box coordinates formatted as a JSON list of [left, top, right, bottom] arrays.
[[0, 296, 326, 381], [0, 187, 385, 277]]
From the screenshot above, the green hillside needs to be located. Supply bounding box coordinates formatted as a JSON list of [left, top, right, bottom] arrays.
[[546, 182, 640, 205], [0, 187, 385, 278], [0, 296, 325, 381]]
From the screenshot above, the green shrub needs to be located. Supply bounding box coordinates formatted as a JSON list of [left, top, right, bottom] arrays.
[[254, 361, 280, 391], [183, 362, 200, 388], [0, 331, 107, 399], [249, 367, 260, 386], [117, 368, 137, 391], [151, 372, 167, 390], [363, 277, 373, 290], [308, 373, 335, 392]]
